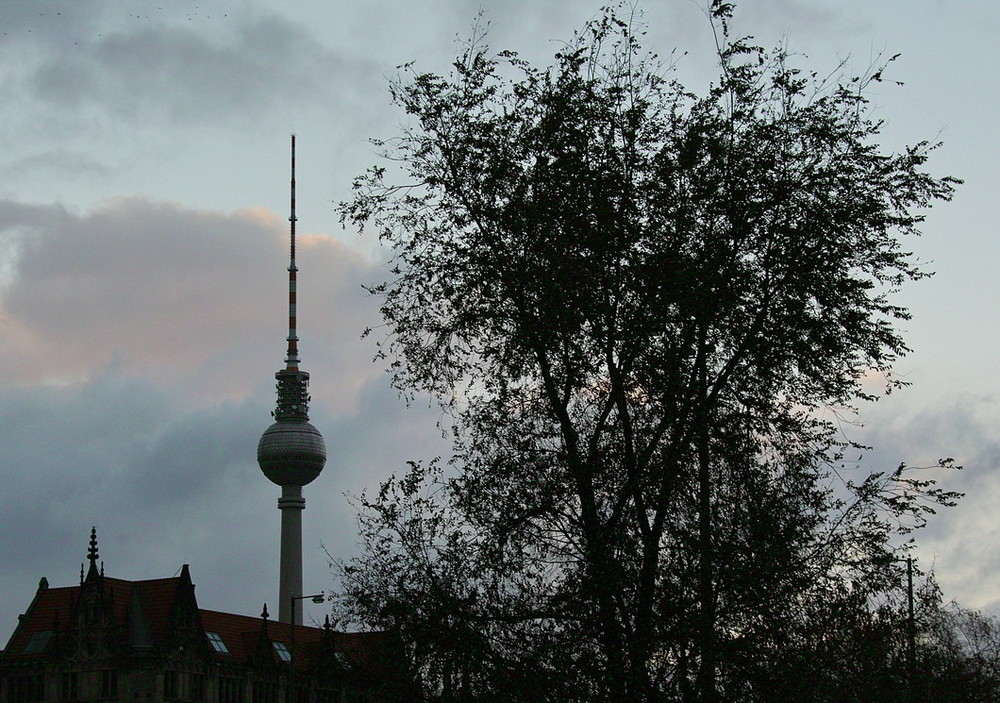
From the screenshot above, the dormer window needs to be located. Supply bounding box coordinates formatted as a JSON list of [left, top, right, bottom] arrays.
[[22, 630, 52, 654], [272, 641, 291, 662], [205, 631, 229, 653]]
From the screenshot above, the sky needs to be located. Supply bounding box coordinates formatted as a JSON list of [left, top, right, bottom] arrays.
[[0, 0, 997, 641]]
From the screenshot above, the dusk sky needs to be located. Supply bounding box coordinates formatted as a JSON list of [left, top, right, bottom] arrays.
[[1, 0, 997, 640]]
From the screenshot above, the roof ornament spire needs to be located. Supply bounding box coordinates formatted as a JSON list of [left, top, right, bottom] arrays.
[[84, 526, 102, 583], [88, 526, 99, 566]]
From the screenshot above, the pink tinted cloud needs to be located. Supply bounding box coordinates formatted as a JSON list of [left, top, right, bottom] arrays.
[[0, 198, 379, 406]]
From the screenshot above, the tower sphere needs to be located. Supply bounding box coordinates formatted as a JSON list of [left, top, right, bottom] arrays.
[[257, 419, 327, 487]]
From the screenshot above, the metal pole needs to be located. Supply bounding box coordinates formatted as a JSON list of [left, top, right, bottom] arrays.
[[290, 594, 297, 703], [907, 557, 916, 703], [288, 592, 323, 703]]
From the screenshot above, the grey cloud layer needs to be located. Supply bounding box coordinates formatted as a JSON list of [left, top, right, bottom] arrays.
[[856, 396, 1000, 610], [0, 2, 384, 209], [0, 357, 445, 641], [29, 17, 338, 122]]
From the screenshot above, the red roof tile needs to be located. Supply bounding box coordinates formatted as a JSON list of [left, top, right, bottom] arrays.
[[3, 585, 77, 657], [1, 571, 401, 681]]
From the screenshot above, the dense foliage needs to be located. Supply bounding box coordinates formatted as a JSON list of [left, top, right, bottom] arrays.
[[336, 4, 961, 701]]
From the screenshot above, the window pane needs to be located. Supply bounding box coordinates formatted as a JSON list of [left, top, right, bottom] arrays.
[[272, 642, 291, 662], [205, 631, 230, 654], [22, 631, 53, 654]]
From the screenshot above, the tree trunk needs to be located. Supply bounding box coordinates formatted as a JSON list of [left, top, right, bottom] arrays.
[[695, 357, 717, 703]]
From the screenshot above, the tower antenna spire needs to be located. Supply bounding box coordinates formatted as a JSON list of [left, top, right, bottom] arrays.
[[286, 134, 299, 370]]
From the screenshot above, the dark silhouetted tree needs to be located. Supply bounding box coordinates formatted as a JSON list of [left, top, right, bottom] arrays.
[[910, 577, 1000, 702], [335, 3, 961, 701]]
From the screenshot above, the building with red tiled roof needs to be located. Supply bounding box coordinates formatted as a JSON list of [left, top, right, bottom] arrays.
[[0, 530, 412, 702]]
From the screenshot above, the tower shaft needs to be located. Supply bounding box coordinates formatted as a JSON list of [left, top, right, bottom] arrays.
[[278, 485, 305, 625]]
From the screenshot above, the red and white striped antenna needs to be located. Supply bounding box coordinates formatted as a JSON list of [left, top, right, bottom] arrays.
[[285, 134, 300, 370]]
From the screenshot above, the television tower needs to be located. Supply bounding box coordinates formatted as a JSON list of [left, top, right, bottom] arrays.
[[257, 135, 327, 625]]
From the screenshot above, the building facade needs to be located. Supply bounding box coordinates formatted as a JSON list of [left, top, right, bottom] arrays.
[[0, 533, 409, 703]]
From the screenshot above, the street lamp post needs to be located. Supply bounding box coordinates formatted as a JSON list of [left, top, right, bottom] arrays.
[[907, 557, 916, 703], [288, 592, 325, 703]]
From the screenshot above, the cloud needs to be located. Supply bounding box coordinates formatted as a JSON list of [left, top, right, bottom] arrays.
[[9, 150, 110, 183], [21, 10, 371, 127], [0, 2, 387, 210], [0, 368, 268, 624], [856, 393, 1000, 610], [0, 197, 376, 404], [0, 3, 98, 45]]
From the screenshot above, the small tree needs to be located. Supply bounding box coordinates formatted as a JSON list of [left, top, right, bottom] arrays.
[[336, 4, 960, 701], [915, 580, 1000, 703]]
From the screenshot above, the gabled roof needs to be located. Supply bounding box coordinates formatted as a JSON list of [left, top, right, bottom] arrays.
[[3, 583, 77, 656], [198, 609, 398, 676], [2, 572, 186, 659], [1, 568, 399, 681]]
